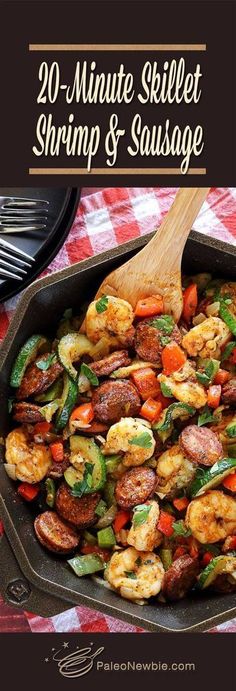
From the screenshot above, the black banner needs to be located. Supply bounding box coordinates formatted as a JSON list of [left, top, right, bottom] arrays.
[[0, 633, 235, 689], [0, 0, 235, 186]]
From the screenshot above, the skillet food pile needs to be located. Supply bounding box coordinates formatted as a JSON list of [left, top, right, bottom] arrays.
[[4, 274, 236, 605]]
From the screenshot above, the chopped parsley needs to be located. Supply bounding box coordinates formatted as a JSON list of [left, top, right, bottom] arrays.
[[36, 353, 57, 371], [133, 503, 151, 528], [160, 335, 171, 347], [80, 362, 99, 387], [151, 314, 174, 334], [71, 462, 94, 498], [198, 405, 219, 427], [124, 571, 137, 579], [135, 556, 142, 567], [128, 432, 153, 449], [95, 296, 109, 313]]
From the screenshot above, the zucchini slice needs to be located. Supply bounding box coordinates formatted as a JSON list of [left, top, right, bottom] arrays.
[[35, 378, 63, 403], [40, 399, 61, 422], [64, 465, 83, 487], [55, 373, 78, 430], [198, 555, 236, 589], [153, 403, 196, 433], [189, 457, 236, 498], [58, 333, 93, 380], [10, 334, 47, 388], [226, 420, 236, 438], [69, 435, 106, 492]]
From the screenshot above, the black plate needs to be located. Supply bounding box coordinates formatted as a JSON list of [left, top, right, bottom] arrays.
[[0, 231, 236, 631], [0, 188, 80, 302]]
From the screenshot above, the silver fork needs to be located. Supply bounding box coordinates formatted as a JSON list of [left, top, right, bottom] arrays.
[[0, 237, 35, 281], [0, 196, 49, 233]]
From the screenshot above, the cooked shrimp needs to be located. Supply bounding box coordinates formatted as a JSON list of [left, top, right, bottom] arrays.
[[103, 417, 155, 467], [156, 444, 196, 498], [105, 546, 165, 601], [158, 373, 207, 409], [127, 500, 162, 552], [182, 317, 230, 359], [185, 490, 236, 543], [5, 428, 51, 483], [85, 295, 134, 346]]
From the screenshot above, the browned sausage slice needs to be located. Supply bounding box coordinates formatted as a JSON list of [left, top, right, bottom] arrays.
[[115, 467, 156, 509], [13, 402, 45, 424], [92, 380, 141, 424], [16, 354, 63, 400], [135, 319, 182, 363], [34, 511, 79, 554], [162, 554, 200, 601], [179, 424, 223, 466], [222, 378, 236, 406], [56, 482, 100, 529], [90, 350, 131, 377]]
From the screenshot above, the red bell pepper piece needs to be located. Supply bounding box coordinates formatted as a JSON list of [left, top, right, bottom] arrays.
[[18, 483, 40, 501], [157, 511, 175, 537]]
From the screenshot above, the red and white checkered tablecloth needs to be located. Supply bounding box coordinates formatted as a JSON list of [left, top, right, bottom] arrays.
[[0, 186, 236, 633]]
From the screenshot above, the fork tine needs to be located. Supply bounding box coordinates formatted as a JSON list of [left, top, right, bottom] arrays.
[[0, 248, 31, 267], [0, 257, 27, 274], [3, 198, 49, 208], [0, 237, 35, 261], [0, 267, 23, 281], [0, 224, 47, 233], [0, 210, 48, 217]]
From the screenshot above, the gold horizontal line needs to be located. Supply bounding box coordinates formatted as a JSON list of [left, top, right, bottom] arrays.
[[29, 43, 206, 52], [29, 168, 206, 175]]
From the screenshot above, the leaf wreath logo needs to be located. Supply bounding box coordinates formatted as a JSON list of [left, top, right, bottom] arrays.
[[45, 642, 105, 678]]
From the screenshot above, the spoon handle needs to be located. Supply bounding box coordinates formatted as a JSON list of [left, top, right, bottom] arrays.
[[145, 187, 210, 272]]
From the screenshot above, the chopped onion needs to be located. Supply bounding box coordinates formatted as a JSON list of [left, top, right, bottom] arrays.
[[206, 301, 220, 317], [78, 373, 91, 393], [4, 463, 17, 480], [192, 313, 207, 326], [95, 435, 106, 444]]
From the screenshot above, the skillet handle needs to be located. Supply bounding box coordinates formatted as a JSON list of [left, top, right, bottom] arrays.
[[0, 529, 71, 618]]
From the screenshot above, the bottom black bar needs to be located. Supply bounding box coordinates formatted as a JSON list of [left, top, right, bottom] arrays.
[[0, 633, 235, 689]]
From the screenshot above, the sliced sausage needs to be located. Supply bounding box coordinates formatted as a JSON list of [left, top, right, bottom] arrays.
[[90, 350, 131, 377], [34, 511, 79, 554], [13, 402, 45, 424], [92, 380, 141, 424], [179, 424, 223, 466], [222, 378, 236, 406], [56, 482, 100, 529], [115, 467, 157, 509], [16, 354, 63, 400], [80, 420, 109, 435], [135, 319, 182, 363], [162, 554, 200, 601]]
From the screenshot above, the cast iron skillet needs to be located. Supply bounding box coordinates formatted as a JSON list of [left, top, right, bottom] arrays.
[[0, 188, 80, 302], [0, 230, 236, 631]]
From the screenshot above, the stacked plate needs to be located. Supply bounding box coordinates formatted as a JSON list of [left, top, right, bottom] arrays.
[[0, 188, 80, 302]]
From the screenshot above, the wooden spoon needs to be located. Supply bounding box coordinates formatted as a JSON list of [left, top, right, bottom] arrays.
[[89, 187, 210, 323]]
